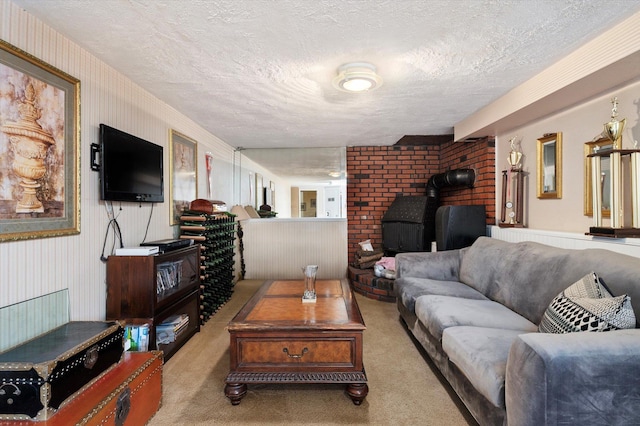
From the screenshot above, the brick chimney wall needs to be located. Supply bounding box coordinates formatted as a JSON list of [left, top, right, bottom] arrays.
[[439, 138, 496, 223], [346, 139, 495, 264]]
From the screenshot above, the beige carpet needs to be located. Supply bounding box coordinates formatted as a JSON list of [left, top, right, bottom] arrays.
[[147, 280, 476, 425]]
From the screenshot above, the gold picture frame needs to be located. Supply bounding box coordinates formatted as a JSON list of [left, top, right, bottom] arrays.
[[584, 137, 613, 217], [169, 130, 197, 225], [0, 40, 80, 242], [536, 132, 562, 199]]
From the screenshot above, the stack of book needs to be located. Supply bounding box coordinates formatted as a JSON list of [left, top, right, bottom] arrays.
[[156, 314, 189, 345]]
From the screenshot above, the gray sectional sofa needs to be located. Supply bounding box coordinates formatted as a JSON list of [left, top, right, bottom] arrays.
[[395, 236, 640, 426]]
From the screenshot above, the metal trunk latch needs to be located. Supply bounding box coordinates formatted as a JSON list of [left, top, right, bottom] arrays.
[[84, 345, 99, 369], [115, 387, 131, 426]]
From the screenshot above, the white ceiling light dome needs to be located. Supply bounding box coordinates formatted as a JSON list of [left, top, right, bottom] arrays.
[[332, 62, 383, 93]]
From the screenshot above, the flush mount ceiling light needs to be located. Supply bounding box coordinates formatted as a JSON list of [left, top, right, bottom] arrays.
[[332, 62, 383, 93]]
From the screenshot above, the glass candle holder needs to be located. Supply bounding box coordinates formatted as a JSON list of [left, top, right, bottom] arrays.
[[302, 265, 318, 303]]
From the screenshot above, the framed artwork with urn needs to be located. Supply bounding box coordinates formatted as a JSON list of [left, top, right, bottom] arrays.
[[0, 40, 80, 242]]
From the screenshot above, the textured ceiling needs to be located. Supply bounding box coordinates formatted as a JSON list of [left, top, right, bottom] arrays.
[[14, 0, 640, 151]]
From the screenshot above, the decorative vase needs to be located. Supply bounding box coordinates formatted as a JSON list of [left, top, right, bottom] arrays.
[[1, 83, 55, 213]]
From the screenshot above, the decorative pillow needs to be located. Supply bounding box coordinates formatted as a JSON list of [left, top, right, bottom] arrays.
[[539, 272, 637, 333]]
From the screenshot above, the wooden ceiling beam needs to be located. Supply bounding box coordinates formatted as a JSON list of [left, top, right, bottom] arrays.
[[395, 135, 454, 146], [394, 135, 495, 146]]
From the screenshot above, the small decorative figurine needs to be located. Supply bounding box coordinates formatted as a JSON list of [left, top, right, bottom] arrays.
[[507, 136, 523, 170]]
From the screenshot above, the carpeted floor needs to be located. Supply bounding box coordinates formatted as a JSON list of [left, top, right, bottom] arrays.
[[147, 280, 476, 425]]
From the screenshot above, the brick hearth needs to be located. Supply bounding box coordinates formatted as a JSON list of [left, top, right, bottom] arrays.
[[344, 139, 495, 303], [348, 266, 396, 303]]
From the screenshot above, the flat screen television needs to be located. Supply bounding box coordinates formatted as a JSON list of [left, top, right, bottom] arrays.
[[99, 124, 164, 203]]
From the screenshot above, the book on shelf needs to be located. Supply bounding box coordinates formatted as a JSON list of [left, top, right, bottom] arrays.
[[156, 260, 183, 294], [156, 313, 189, 345], [158, 313, 189, 329]]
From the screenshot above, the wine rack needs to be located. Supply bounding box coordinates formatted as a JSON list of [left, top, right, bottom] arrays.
[[179, 212, 236, 324]]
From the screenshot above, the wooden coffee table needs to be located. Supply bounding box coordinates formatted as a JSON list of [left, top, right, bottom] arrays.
[[224, 279, 368, 405]]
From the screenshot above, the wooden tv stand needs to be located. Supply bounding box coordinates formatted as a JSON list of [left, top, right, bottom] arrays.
[[106, 245, 201, 360]]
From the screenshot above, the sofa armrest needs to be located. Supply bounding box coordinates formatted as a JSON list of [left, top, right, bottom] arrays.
[[506, 330, 640, 426], [395, 249, 462, 280]]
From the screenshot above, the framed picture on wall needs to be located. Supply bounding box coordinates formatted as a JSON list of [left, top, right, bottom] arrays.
[[205, 152, 214, 199], [170, 130, 197, 225], [536, 132, 562, 199], [270, 181, 275, 210], [248, 172, 254, 208], [255, 173, 263, 208], [0, 40, 80, 242]]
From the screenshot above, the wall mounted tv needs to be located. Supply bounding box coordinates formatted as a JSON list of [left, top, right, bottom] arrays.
[[99, 124, 164, 203]]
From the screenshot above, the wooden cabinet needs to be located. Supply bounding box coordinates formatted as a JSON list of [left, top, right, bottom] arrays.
[[106, 245, 201, 361]]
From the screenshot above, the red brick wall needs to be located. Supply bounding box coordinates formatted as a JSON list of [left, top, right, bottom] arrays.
[[346, 140, 495, 263], [439, 138, 496, 223]]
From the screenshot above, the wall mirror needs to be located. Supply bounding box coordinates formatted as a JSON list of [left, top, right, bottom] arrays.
[[241, 147, 347, 218], [583, 137, 612, 217], [536, 132, 562, 199]]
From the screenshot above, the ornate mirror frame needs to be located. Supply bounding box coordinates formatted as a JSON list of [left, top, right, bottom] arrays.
[[584, 137, 613, 217], [536, 132, 562, 199]]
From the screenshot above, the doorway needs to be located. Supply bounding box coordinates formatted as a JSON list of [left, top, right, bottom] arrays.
[[324, 187, 341, 217], [300, 190, 317, 217]]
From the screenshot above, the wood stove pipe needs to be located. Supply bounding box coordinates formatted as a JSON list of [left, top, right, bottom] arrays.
[[424, 169, 476, 249], [426, 169, 476, 199]]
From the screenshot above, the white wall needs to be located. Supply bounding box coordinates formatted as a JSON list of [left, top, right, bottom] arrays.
[[490, 225, 640, 258], [242, 218, 348, 279], [495, 78, 640, 233], [0, 1, 256, 319], [232, 159, 288, 213]]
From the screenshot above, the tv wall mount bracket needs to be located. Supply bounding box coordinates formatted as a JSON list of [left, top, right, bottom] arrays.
[[90, 143, 100, 171]]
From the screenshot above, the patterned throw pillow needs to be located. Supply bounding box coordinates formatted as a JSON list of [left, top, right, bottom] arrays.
[[538, 272, 637, 333]]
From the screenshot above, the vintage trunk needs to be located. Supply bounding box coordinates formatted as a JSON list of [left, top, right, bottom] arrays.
[[0, 351, 163, 426], [0, 322, 125, 421]]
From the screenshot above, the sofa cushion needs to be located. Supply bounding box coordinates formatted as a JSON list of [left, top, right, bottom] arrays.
[[443, 326, 527, 408], [558, 271, 613, 298], [539, 272, 636, 333], [395, 249, 464, 281], [458, 237, 640, 326], [415, 295, 538, 341], [459, 237, 574, 324], [395, 277, 488, 314]]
